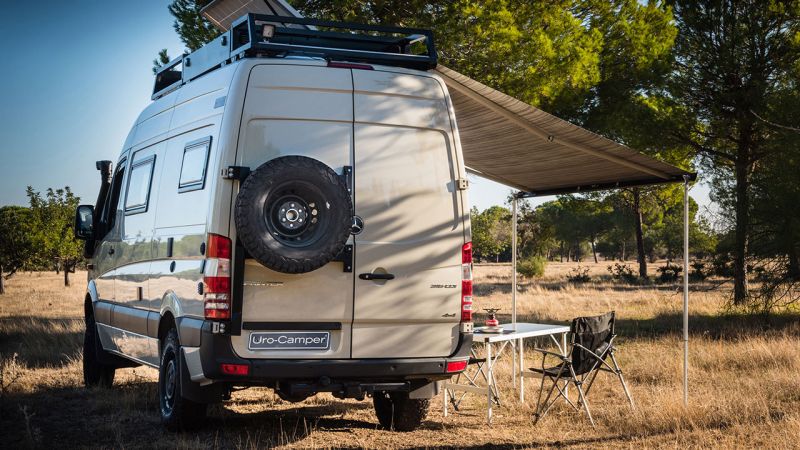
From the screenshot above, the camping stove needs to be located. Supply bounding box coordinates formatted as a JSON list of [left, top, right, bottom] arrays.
[[483, 308, 503, 333]]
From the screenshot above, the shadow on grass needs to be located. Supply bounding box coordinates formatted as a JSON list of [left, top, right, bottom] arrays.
[[1, 379, 437, 448], [0, 316, 83, 367]]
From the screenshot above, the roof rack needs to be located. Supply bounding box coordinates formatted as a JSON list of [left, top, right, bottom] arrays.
[[152, 14, 437, 100]]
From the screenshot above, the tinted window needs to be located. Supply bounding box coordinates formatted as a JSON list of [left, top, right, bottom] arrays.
[[103, 161, 126, 234], [125, 157, 155, 213], [179, 138, 210, 191]]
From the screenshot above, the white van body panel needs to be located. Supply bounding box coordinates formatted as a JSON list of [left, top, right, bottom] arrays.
[[92, 57, 470, 366], [228, 63, 355, 360]]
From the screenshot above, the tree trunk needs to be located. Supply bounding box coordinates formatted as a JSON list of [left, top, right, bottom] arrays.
[[591, 239, 598, 263], [621, 241, 626, 261], [633, 189, 647, 278], [559, 242, 564, 262], [733, 159, 751, 304], [0, 265, 4, 295], [788, 246, 800, 281], [64, 263, 71, 287]]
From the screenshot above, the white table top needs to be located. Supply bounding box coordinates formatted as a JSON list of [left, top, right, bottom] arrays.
[[472, 322, 570, 343]]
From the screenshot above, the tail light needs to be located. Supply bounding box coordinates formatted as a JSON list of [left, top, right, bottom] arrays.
[[461, 242, 473, 322], [446, 359, 468, 373], [204, 234, 232, 320], [221, 363, 249, 376]]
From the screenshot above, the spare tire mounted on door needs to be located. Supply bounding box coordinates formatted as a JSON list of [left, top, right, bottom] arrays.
[[235, 156, 352, 274]]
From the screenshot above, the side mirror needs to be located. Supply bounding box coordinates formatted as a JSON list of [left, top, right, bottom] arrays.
[[74, 205, 95, 240]]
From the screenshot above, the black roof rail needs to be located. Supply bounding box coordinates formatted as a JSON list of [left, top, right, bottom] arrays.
[[152, 14, 437, 100]]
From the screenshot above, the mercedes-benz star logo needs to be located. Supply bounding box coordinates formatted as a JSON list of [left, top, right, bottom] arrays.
[[351, 215, 364, 235]]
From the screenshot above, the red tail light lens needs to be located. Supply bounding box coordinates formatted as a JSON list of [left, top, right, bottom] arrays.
[[446, 359, 468, 373], [207, 233, 232, 259], [221, 363, 249, 375], [205, 234, 232, 320], [327, 61, 374, 70], [461, 242, 473, 322]]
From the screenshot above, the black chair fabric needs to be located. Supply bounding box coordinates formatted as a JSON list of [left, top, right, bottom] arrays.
[[570, 311, 615, 375]]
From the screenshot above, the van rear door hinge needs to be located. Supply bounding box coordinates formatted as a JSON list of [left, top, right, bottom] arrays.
[[456, 178, 469, 190], [223, 166, 250, 181]]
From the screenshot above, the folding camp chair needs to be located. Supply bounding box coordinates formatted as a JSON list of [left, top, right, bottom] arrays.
[[530, 311, 634, 427]]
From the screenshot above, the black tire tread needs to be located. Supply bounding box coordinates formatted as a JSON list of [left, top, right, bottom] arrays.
[[159, 328, 207, 431], [373, 392, 430, 432], [234, 156, 352, 274], [83, 309, 115, 388]]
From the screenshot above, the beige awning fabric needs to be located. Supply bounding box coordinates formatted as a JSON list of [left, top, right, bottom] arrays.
[[434, 65, 694, 196]]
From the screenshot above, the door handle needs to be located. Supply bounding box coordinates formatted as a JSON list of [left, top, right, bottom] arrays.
[[108, 247, 115, 255], [359, 273, 395, 281]]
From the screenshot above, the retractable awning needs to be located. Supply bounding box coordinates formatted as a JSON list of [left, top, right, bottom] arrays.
[[434, 66, 694, 196]]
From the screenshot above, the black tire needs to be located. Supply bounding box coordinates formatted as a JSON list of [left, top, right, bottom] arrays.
[[83, 309, 115, 388], [373, 391, 430, 432], [159, 328, 207, 431], [235, 156, 352, 274]]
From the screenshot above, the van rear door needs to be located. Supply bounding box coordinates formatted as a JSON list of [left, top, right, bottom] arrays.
[[351, 69, 466, 358], [229, 63, 355, 360]]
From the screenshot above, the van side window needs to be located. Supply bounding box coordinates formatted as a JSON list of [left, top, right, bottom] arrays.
[[103, 160, 126, 234], [178, 137, 211, 192], [125, 156, 156, 214]]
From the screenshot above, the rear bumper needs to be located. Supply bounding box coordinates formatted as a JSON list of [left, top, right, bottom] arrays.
[[193, 320, 473, 384]]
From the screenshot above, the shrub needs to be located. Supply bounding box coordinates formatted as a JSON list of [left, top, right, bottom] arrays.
[[690, 261, 707, 281], [657, 264, 682, 283], [517, 255, 546, 278], [607, 263, 638, 283], [567, 266, 591, 283]]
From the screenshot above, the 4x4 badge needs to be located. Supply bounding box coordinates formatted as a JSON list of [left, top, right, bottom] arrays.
[[351, 215, 364, 235]]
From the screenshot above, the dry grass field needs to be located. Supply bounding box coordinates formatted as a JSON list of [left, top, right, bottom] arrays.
[[1, 263, 799, 449]]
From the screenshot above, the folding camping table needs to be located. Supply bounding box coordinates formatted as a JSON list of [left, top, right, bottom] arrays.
[[442, 322, 570, 424]]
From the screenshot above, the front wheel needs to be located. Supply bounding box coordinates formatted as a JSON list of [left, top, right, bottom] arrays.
[[373, 391, 430, 431], [83, 310, 115, 387], [159, 328, 207, 431]]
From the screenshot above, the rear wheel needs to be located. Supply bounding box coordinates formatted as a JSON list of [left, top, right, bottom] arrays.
[[159, 328, 207, 431], [373, 391, 430, 431], [83, 308, 115, 388]]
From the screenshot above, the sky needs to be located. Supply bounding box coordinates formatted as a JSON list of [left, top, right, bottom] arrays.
[[0, 1, 713, 215]]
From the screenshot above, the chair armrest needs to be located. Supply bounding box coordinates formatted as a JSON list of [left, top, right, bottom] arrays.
[[532, 347, 568, 361]]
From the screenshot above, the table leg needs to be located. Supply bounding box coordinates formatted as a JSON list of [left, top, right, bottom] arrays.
[[562, 332, 569, 398], [518, 337, 524, 402], [512, 339, 517, 385], [443, 381, 448, 417], [486, 341, 493, 424]]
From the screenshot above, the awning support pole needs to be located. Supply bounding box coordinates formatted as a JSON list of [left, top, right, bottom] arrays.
[[683, 176, 690, 407], [512, 194, 518, 331]]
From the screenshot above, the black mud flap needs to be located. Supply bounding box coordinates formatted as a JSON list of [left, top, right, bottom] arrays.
[[179, 349, 228, 404]]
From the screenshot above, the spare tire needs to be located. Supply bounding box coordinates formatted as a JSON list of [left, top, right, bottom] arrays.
[[235, 156, 352, 274]]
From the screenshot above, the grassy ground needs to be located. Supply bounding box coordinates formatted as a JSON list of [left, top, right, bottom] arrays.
[[1, 264, 799, 449]]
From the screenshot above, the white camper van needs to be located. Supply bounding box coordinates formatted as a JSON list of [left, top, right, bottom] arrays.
[[74, 14, 473, 431]]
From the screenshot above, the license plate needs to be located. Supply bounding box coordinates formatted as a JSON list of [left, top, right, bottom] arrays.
[[248, 331, 331, 350]]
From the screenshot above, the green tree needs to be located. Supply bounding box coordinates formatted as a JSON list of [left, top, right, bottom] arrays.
[[666, 0, 800, 304], [471, 206, 511, 262], [26, 187, 83, 287], [169, 0, 217, 51], [152, 48, 171, 74], [0, 206, 35, 295]]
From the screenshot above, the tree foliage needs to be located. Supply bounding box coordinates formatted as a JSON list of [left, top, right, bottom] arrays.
[[665, 0, 800, 304], [25, 187, 83, 287], [0, 206, 35, 294]]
